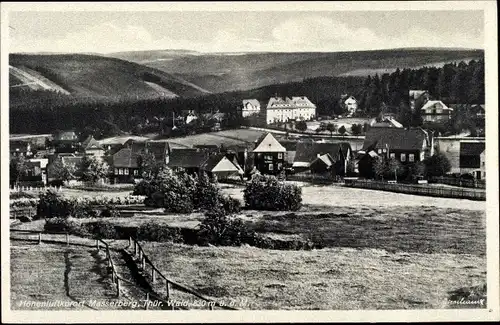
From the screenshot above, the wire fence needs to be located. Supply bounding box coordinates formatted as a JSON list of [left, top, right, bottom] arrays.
[[344, 179, 486, 200], [429, 176, 486, 189]]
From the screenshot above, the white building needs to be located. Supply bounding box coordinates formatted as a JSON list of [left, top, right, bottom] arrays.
[[421, 100, 453, 123], [265, 96, 316, 124], [342, 95, 358, 116], [241, 99, 261, 117]]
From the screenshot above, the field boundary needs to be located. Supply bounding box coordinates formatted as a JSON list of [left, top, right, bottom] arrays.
[[128, 237, 238, 310], [344, 180, 486, 200]]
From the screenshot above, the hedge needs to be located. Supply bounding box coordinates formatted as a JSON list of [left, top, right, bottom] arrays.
[[243, 175, 302, 211]]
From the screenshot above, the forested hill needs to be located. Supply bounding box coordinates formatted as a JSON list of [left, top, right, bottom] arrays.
[[10, 58, 484, 137], [9, 53, 209, 110]]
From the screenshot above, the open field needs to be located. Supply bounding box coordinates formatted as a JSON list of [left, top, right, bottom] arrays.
[[222, 182, 487, 211], [154, 128, 268, 148], [140, 242, 486, 310], [10, 243, 121, 310]]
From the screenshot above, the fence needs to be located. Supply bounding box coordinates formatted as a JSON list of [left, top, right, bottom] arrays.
[[128, 237, 238, 310], [286, 173, 336, 184], [429, 176, 486, 189], [10, 185, 62, 193], [344, 180, 486, 201], [10, 207, 37, 220]]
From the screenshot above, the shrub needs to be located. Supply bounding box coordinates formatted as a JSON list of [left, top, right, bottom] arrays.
[[194, 172, 221, 210], [44, 217, 81, 234], [425, 152, 452, 177], [37, 190, 78, 218], [244, 175, 302, 211], [136, 222, 183, 242], [198, 207, 256, 246], [99, 205, 120, 218], [84, 221, 118, 239], [218, 194, 241, 214]]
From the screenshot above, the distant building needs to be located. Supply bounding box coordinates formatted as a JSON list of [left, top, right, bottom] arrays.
[[53, 130, 80, 154], [421, 100, 453, 123], [10, 140, 33, 157], [265, 96, 316, 124], [110, 148, 141, 184], [361, 127, 433, 164], [459, 142, 485, 180], [293, 141, 352, 176], [252, 133, 287, 175], [241, 99, 261, 117], [340, 95, 358, 116], [82, 135, 105, 158], [409, 90, 430, 110]]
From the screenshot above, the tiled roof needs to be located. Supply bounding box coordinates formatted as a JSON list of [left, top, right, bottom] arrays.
[[266, 96, 316, 109], [112, 148, 140, 168], [168, 149, 209, 169], [362, 127, 427, 151], [294, 142, 351, 165], [460, 142, 485, 156]]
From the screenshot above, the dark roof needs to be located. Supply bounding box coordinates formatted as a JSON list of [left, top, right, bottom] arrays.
[[294, 142, 351, 163], [460, 142, 485, 156], [10, 140, 30, 152], [362, 127, 427, 151], [168, 149, 209, 169], [279, 140, 298, 151], [112, 148, 140, 168], [83, 136, 104, 150], [147, 142, 170, 162], [200, 154, 226, 171]]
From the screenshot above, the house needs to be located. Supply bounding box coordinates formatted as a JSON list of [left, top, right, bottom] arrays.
[[82, 135, 105, 158], [361, 127, 432, 164], [340, 95, 358, 116], [278, 140, 299, 166], [15, 161, 43, 186], [252, 133, 287, 175], [409, 90, 430, 110], [127, 140, 171, 165], [265, 96, 316, 124], [28, 158, 49, 184], [293, 141, 352, 176], [110, 148, 141, 184], [370, 116, 403, 128], [200, 153, 243, 179], [421, 100, 453, 123], [53, 130, 80, 153], [167, 148, 210, 175], [459, 142, 485, 179], [185, 111, 198, 124], [10, 140, 33, 157], [46, 154, 84, 184], [241, 99, 261, 117]]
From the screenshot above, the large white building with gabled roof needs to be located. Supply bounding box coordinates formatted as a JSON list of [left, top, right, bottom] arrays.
[[265, 96, 316, 124]]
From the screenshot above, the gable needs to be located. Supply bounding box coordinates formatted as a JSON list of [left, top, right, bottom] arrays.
[[253, 133, 286, 153], [211, 157, 241, 173]]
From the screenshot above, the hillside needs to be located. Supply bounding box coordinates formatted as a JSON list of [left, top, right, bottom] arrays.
[[108, 48, 484, 93], [9, 54, 210, 109]]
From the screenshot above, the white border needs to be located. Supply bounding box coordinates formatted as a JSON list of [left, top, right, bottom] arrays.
[[1, 1, 498, 323]]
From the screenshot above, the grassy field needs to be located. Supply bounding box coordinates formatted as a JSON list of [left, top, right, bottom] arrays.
[[10, 242, 123, 310], [140, 242, 485, 310], [154, 128, 267, 148]]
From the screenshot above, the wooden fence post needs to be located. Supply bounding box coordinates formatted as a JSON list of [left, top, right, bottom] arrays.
[[134, 241, 137, 255], [66, 233, 69, 246], [38, 232, 42, 244], [116, 278, 120, 298], [145, 292, 149, 310], [96, 239, 100, 251], [166, 281, 170, 301], [151, 268, 155, 283], [128, 237, 131, 247], [141, 256, 145, 270]]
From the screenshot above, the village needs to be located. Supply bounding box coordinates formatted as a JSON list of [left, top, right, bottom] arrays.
[[10, 89, 486, 192]]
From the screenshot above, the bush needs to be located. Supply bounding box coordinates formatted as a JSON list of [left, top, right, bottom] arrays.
[[243, 175, 302, 211], [425, 152, 452, 177], [99, 205, 120, 218], [44, 217, 80, 233], [84, 221, 118, 239], [37, 190, 78, 218], [198, 207, 256, 246], [136, 222, 183, 242]]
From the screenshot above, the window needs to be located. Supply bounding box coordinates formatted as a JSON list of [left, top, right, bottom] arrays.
[[268, 164, 274, 171], [114, 168, 119, 174], [265, 155, 272, 160], [377, 149, 382, 154], [118, 168, 123, 175], [278, 153, 283, 159], [382, 148, 387, 153], [390, 153, 396, 159], [124, 168, 129, 175], [409, 154, 415, 162], [277, 163, 283, 170], [133, 169, 139, 176], [400, 153, 406, 162]]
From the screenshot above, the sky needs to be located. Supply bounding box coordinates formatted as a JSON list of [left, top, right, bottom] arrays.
[[8, 10, 484, 54]]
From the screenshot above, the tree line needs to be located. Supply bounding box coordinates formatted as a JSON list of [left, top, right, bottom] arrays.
[[10, 59, 484, 137]]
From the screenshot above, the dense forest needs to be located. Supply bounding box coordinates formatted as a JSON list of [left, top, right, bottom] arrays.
[[10, 59, 484, 138]]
